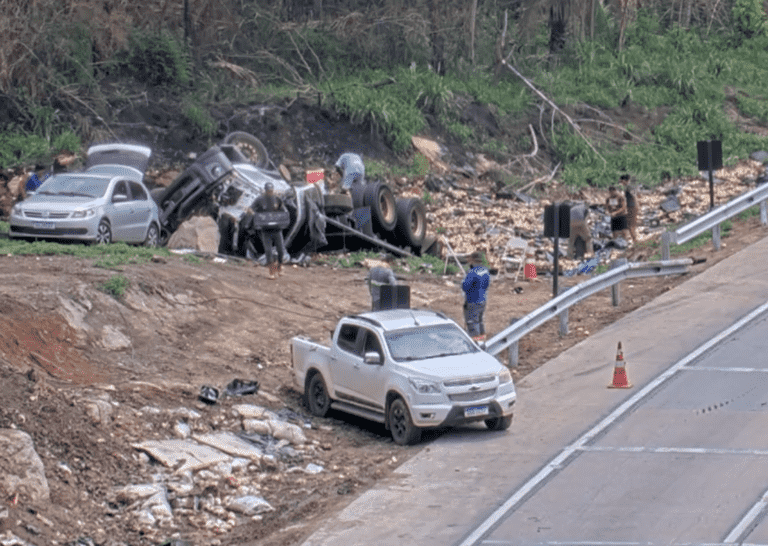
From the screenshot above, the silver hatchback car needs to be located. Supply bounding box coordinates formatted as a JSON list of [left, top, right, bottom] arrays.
[[9, 144, 161, 246]]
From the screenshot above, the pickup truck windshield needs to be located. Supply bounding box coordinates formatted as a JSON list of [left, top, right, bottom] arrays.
[[384, 325, 479, 362]]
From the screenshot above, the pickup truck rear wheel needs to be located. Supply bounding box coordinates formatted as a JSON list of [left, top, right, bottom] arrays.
[[485, 414, 513, 431], [307, 373, 331, 417], [388, 398, 421, 446], [222, 132, 269, 169]]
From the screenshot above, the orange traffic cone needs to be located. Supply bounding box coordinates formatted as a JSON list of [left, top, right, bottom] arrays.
[[608, 342, 632, 389]]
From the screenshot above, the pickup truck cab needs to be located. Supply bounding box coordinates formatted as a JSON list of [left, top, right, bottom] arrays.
[[291, 308, 516, 445]]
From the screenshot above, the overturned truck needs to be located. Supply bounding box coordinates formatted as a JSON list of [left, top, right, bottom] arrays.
[[152, 132, 440, 259]]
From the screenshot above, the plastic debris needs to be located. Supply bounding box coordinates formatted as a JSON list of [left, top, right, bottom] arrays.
[[226, 495, 274, 516], [225, 379, 260, 397], [199, 385, 219, 404]]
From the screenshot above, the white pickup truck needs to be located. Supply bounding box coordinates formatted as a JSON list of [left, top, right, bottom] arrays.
[[291, 308, 516, 445]]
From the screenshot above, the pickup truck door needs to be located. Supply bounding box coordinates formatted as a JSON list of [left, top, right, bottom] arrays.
[[345, 329, 388, 413], [328, 323, 363, 400]]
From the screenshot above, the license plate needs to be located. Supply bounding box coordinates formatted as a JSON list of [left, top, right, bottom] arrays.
[[33, 222, 55, 230], [464, 405, 489, 418]]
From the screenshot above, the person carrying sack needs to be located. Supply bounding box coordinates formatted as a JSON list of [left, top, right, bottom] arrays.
[[252, 182, 288, 280], [462, 253, 491, 344], [365, 260, 397, 311]]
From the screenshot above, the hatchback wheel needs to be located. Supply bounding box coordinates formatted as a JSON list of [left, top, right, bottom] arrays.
[[95, 220, 112, 245], [144, 223, 159, 247]]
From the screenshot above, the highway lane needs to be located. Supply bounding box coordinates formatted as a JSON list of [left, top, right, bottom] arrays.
[[464, 306, 768, 546]]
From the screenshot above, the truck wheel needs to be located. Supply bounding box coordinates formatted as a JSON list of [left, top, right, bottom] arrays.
[[307, 373, 331, 417], [324, 193, 353, 216], [364, 182, 397, 232], [350, 184, 366, 209], [485, 414, 513, 431], [222, 132, 269, 169], [388, 398, 421, 446], [394, 197, 427, 249]]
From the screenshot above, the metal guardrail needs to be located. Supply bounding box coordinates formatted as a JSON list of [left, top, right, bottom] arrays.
[[484, 259, 693, 362], [662, 183, 768, 259]]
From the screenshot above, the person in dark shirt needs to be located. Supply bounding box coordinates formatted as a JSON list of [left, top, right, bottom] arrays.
[[621, 174, 639, 244], [252, 182, 288, 280], [462, 254, 491, 344]]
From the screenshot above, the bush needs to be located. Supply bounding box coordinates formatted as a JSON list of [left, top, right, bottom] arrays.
[[732, 0, 768, 40], [184, 103, 216, 138], [99, 274, 130, 299], [124, 30, 190, 87]]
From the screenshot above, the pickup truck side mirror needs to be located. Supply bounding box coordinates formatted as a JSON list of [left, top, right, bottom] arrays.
[[363, 351, 382, 365]]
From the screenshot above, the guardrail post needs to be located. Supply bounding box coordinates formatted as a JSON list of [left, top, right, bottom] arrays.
[[508, 317, 519, 368], [712, 224, 721, 251], [761, 200, 768, 226], [610, 258, 627, 307], [661, 231, 671, 261], [558, 286, 569, 337]]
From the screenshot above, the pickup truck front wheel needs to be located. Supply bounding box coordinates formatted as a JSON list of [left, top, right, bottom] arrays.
[[388, 398, 421, 446], [485, 414, 513, 431], [307, 373, 331, 417]]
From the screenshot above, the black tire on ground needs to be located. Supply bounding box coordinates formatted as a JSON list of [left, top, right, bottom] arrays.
[[350, 184, 366, 210], [323, 193, 354, 216], [143, 223, 160, 247], [95, 219, 112, 245], [394, 197, 427, 249], [388, 398, 421, 446], [222, 131, 269, 168], [417, 233, 437, 257], [150, 187, 165, 205], [306, 373, 331, 417], [485, 414, 513, 431], [363, 182, 397, 232]]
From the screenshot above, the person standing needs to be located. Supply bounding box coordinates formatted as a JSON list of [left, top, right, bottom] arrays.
[[606, 186, 629, 242], [334, 153, 365, 193], [365, 261, 397, 311], [621, 174, 639, 244], [252, 182, 288, 280], [567, 202, 592, 260], [462, 254, 491, 344]]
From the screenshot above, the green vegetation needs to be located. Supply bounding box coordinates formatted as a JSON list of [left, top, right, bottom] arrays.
[[647, 219, 735, 260], [99, 274, 130, 299], [183, 254, 203, 265], [0, 239, 171, 268], [122, 29, 190, 87], [184, 103, 216, 139], [315, 249, 458, 276], [421, 191, 433, 205], [0, 221, 9, 234]]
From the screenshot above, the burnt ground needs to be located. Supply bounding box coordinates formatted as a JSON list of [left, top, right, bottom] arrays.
[[0, 209, 766, 546]]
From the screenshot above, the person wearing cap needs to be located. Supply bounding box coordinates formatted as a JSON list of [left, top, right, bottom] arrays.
[[462, 252, 491, 344], [365, 260, 398, 311], [252, 181, 288, 280], [334, 153, 365, 193]]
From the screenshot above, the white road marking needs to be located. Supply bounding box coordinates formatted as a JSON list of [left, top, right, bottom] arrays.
[[578, 446, 768, 456], [724, 490, 768, 543], [458, 299, 768, 546], [481, 541, 768, 546], [684, 366, 768, 373]]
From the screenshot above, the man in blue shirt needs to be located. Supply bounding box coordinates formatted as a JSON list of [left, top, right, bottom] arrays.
[[462, 255, 491, 344]]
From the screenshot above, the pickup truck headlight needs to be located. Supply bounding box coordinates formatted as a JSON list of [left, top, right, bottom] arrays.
[[71, 208, 94, 219], [498, 368, 513, 385], [409, 378, 441, 394]]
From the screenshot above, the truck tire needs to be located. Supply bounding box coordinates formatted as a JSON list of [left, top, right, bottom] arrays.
[[364, 182, 397, 232], [307, 373, 332, 417], [324, 193, 353, 216], [485, 414, 513, 431], [388, 398, 421, 446], [350, 184, 366, 210], [394, 197, 427, 249], [222, 132, 269, 169]]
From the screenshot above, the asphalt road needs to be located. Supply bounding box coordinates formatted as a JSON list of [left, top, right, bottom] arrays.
[[299, 234, 768, 546]]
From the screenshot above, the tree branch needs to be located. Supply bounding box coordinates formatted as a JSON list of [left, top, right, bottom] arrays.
[[501, 59, 607, 164]]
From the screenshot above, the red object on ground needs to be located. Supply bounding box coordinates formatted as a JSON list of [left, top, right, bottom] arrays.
[[524, 263, 537, 279], [608, 342, 632, 389]]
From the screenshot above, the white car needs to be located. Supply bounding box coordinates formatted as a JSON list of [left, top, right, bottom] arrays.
[[9, 144, 160, 246], [291, 308, 516, 445]]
